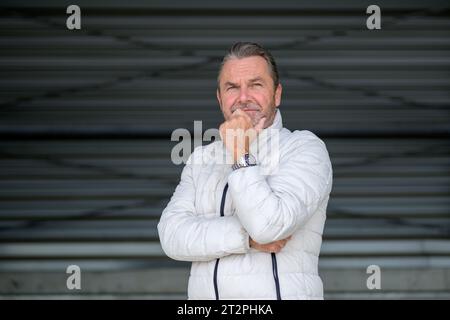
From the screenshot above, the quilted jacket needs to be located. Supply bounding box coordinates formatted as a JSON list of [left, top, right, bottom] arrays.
[[158, 110, 333, 299]]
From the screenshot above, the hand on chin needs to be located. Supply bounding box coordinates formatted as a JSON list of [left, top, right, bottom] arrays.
[[219, 109, 266, 162]]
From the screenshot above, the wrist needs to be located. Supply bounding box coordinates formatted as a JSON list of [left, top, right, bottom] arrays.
[[234, 149, 248, 164], [232, 153, 257, 171]]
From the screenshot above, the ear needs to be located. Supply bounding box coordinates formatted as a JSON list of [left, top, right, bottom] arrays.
[[274, 83, 282, 107], [216, 88, 222, 108]]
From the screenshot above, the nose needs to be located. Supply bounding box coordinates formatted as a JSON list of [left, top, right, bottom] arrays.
[[238, 86, 249, 104]]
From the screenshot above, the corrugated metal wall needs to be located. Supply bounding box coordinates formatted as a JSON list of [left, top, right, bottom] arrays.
[[0, 0, 449, 299]]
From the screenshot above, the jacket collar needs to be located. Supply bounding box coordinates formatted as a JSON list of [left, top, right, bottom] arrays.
[[252, 108, 283, 148], [247, 109, 283, 169], [265, 108, 283, 131]]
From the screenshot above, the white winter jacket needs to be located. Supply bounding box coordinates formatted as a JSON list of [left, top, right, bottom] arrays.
[[158, 110, 333, 300]]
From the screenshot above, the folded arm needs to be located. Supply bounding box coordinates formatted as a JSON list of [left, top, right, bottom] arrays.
[[158, 150, 249, 262], [228, 132, 332, 244]]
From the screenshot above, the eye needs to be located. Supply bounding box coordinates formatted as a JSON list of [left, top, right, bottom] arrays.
[[253, 83, 262, 87], [226, 86, 237, 91]]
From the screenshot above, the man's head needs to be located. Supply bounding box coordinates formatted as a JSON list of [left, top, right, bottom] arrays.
[[216, 42, 282, 128]]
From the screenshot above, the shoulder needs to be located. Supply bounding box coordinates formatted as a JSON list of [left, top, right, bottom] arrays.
[[282, 129, 332, 174], [281, 129, 329, 155], [279, 129, 333, 185]]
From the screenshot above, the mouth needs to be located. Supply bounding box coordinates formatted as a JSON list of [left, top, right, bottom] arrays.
[[241, 108, 260, 112], [231, 104, 261, 115]]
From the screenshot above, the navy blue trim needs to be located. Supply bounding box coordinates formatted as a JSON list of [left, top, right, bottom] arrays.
[[213, 259, 220, 300], [213, 183, 228, 300], [220, 183, 228, 218], [271, 253, 282, 300]]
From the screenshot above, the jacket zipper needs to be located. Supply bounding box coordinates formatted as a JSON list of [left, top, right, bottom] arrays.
[[271, 253, 282, 300], [213, 183, 282, 300], [213, 183, 228, 300]]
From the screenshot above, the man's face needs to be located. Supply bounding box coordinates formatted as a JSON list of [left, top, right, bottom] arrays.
[[217, 56, 282, 128]]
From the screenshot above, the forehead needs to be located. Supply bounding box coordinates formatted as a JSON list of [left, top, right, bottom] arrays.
[[220, 56, 271, 83]]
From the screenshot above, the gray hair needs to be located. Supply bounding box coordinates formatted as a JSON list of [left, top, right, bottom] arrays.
[[217, 42, 280, 90]]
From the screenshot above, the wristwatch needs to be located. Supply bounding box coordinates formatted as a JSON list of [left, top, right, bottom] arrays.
[[232, 153, 257, 171]]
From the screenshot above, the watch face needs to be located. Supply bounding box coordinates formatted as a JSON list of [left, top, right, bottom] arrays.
[[245, 154, 257, 165]]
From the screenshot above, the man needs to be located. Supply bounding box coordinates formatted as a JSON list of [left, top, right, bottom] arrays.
[[158, 42, 332, 300]]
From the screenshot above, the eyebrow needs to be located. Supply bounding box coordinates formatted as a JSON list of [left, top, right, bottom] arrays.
[[224, 81, 238, 88], [248, 77, 265, 83], [223, 77, 265, 88]]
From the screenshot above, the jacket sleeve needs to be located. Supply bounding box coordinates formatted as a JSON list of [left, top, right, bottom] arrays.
[[158, 148, 250, 262], [227, 131, 333, 244]]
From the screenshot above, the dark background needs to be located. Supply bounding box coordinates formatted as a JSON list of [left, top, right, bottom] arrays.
[[0, 0, 449, 299]]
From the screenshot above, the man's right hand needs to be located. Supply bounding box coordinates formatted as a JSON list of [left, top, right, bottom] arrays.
[[249, 236, 292, 253]]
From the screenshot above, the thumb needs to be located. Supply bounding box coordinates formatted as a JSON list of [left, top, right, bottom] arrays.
[[254, 116, 266, 134]]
